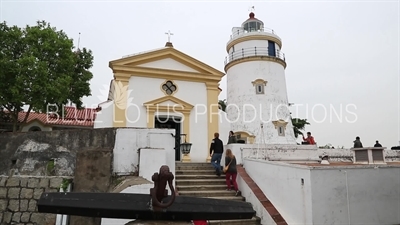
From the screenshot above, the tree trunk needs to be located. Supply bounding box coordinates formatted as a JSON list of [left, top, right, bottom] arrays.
[[17, 105, 33, 132]]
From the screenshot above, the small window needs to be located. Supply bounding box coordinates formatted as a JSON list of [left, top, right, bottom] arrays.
[[278, 126, 285, 136], [255, 84, 264, 94], [161, 80, 177, 95], [252, 79, 267, 94]]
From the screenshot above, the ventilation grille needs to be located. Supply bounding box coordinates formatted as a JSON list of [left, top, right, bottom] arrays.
[[372, 150, 384, 162], [355, 150, 369, 162]]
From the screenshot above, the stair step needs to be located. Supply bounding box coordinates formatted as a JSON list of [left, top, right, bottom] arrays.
[[176, 179, 226, 186], [204, 196, 245, 201], [176, 166, 215, 171], [176, 170, 216, 175], [177, 184, 227, 191], [176, 175, 225, 180], [179, 190, 238, 197], [176, 162, 212, 167], [208, 217, 260, 225]]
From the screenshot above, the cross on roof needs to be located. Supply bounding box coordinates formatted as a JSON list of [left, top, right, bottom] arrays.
[[165, 30, 173, 42]]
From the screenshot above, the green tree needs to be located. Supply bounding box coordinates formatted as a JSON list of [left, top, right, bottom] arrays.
[[218, 99, 227, 112], [0, 21, 94, 131], [291, 117, 310, 138]]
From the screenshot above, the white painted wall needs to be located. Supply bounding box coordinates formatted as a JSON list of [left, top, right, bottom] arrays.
[[222, 144, 319, 166], [94, 101, 114, 128], [226, 60, 296, 145], [138, 148, 167, 182], [218, 111, 231, 144], [243, 159, 314, 224], [138, 58, 198, 73], [243, 157, 400, 225], [229, 39, 281, 56], [113, 128, 175, 177], [227, 29, 282, 51], [126, 76, 209, 162], [236, 173, 277, 225], [310, 167, 400, 225]]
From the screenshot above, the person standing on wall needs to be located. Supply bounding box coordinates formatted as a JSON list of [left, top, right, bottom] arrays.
[[210, 132, 224, 176], [353, 136, 363, 148], [224, 149, 240, 196], [227, 131, 237, 144], [374, 140, 382, 147]]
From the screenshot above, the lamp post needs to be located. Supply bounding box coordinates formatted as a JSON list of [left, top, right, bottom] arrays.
[[180, 134, 192, 162]]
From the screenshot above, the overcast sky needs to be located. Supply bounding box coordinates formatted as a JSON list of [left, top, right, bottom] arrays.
[[1, 0, 399, 148]]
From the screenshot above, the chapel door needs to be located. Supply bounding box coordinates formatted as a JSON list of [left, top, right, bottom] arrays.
[[154, 117, 181, 161]]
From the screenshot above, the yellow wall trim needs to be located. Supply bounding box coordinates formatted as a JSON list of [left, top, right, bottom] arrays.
[[110, 47, 225, 77], [144, 95, 194, 142], [113, 66, 222, 83]]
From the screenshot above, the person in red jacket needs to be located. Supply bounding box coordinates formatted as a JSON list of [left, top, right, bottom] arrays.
[[302, 132, 316, 145]]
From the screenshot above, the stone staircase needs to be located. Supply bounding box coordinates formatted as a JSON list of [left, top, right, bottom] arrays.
[[176, 162, 261, 225]]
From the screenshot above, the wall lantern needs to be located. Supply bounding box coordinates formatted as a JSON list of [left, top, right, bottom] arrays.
[[180, 134, 192, 162]]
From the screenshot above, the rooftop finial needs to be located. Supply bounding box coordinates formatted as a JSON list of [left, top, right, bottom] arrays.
[[248, 6, 255, 18], [165, 30, 173, 43], [164, 30, 174, 47]]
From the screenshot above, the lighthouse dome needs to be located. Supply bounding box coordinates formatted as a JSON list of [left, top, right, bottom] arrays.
[[241, 12, 264, 32]]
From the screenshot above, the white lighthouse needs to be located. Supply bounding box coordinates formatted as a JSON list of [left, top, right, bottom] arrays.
[[225, 12, 297, 145]]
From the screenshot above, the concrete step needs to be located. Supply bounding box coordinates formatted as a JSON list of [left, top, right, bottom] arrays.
[[208, 217, 261, 225], [176, 175, 225, 180], [204, 196, 245, 201], [176, 179, 226, 186], [176, 162, 212, 167], [176, 166, 215, 171], [177, 184, 227, 191], [176, 170, 216, 175], [178, 190, 238, 197]]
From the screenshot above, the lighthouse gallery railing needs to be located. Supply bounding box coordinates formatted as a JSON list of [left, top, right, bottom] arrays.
[[224, 47, 285, 65]]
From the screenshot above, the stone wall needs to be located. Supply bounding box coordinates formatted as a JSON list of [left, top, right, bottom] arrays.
[[0, 128, 116, 176], [0, 175, 72, 225]]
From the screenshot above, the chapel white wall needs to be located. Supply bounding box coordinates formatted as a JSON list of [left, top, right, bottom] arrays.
[[138, 58, 198, 73], [125, 76, 208, 162]]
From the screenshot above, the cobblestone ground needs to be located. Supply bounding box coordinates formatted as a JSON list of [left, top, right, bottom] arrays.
[[126, 220, 193, 225]]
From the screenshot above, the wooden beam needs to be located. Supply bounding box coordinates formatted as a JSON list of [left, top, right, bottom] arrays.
[[38, 192, 255, 221]]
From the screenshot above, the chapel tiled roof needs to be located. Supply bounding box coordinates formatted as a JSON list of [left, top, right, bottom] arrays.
[[17, 106, 97, 127]]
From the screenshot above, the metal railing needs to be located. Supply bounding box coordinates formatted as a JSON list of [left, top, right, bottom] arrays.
[[230, 28, 277, 39], [224, 47, 285, 65]]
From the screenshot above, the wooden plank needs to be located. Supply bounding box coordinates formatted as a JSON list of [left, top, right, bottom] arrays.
[[37, 192, 255, 221]]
